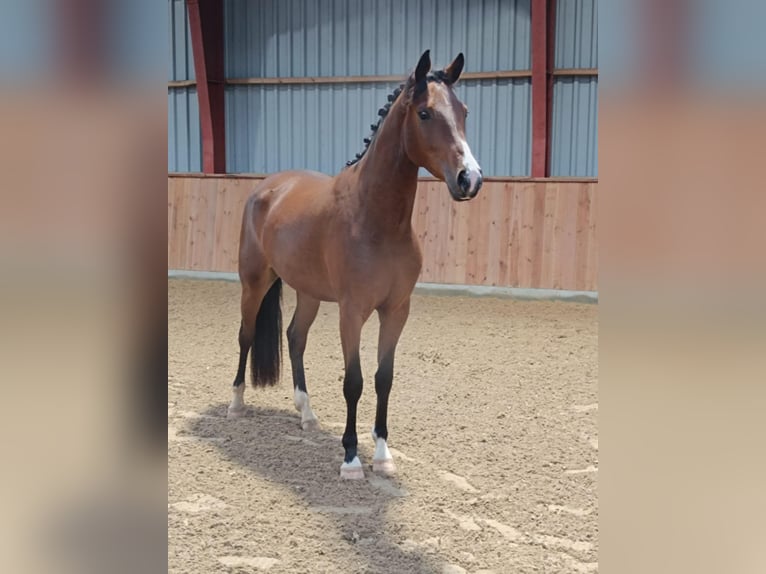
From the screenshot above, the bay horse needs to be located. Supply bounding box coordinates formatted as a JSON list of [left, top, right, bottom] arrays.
[[227, 50, 483, 480]]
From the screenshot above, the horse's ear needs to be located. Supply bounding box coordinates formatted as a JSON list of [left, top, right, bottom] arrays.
[[414, 49, 431, 84], [443, 53, 464, 85]]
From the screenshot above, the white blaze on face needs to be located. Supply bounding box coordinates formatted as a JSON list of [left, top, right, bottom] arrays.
[[461, 139, 482, 192]]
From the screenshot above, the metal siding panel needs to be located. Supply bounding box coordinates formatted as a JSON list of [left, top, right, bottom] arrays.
[[224, 0, 531, 77], [305, 0, 320, 76], [188, 90, 201, 171], [220, 0, 533, 176], [443, 78, 530, 177], [168, 87, 202, 172], [318, 85, 333, 173], [169, 0, 194, 81], [390, 0, 407, 73], [497, 0, 512, 70], [167, 91, 175, 168], [509, 78, 531, 176], [224, 87, 236, 171], [185, 2, 195, 79], [334, 0, 348, 75], [346, 0, 363, 75], [167, 0, 173, 81], [225, 77, 529, 176], [555, 0, 597, 69], [465, 1, 484, 71], [450, 0, 468, 65], [550, 77, 597, 176], [174, 89, 188, 171], [433, 0, 451, 67], [266, 2, 280, 76], [482, 0, 500, 71], [514, 0, 532, 69], [551, 0, 598, 176]]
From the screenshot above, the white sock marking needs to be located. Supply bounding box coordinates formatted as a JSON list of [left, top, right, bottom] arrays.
[[371, 427, 393, 461], [229, 384, 245, 410], [374, 437, 393, 462], [293, 389, 317, 425]]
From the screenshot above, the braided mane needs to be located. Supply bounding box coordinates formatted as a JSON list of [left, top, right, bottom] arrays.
[[345, 83, 404, 168], [344, 71, 451, 169]]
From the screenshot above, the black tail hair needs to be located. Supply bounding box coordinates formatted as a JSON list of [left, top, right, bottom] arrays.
[[250, 278, 283, 387]]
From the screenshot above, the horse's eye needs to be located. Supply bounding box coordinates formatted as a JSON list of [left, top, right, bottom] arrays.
[[418, 109, 431, 120]]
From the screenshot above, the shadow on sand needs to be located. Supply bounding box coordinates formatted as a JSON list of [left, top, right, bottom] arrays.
[[187, 403, 444, 574]]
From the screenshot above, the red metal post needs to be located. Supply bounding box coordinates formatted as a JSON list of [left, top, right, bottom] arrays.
[[544, 0, 557, 176], [187, 0, 226, 173], [530, 0, 548, 178]]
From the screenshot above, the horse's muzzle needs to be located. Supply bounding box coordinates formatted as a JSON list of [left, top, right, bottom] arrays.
[[454, 168, 483, 201]]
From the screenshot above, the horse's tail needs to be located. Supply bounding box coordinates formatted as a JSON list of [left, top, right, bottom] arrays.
[[250, 278, 283, 387]]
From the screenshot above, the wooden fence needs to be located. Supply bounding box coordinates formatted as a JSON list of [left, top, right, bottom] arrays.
[[168, 175, 597, 291]]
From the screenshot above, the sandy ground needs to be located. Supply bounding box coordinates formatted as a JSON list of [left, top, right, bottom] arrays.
[[168, 279, 598, 574]]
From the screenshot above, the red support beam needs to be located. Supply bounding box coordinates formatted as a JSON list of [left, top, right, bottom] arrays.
[[187, 0, 226, 173], [530, 0, 549, 178], [545, 0, 557, 176]]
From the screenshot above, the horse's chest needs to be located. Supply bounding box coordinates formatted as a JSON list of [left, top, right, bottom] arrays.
[[348, 238, 421, 280]]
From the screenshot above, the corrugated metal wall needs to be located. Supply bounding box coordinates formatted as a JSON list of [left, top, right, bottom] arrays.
[[168, 88, 202, 172], [550, 0, 598, 176], [225, 78, 531, 176], [167, 0, 597, 177], [224, 0, 532, 176], [224, 0, 531, 77], [168, 0, 201, 172]]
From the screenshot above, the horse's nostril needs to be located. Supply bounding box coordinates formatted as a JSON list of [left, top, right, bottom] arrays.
[[457, 170, 470, 190]]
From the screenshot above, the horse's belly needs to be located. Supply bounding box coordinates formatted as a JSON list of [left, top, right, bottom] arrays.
[[280, 270, 338, 303], [268, 236, 338, 302]]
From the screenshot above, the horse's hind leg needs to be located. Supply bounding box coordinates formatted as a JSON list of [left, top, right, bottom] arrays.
[[371, 299, 411, 475], [287, 292, 320, 430], [227, 276, 271, 418]]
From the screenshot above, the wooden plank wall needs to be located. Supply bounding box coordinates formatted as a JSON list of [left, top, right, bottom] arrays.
[[168, 175, 597, 291]]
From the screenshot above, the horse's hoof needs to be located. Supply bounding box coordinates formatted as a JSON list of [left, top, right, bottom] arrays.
[[301, 417, 320, 431], [227, 406, 248, 419], [340, 457, 365, 480], [372, 458, 397, 476]]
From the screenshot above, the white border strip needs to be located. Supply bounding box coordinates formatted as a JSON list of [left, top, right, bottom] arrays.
[[169, 270, 238, 281], [168, 270, 597, 303], [414, 282, 597, 303]]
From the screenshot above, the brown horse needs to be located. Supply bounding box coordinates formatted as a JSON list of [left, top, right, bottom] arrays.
[[227, 50, 482, 479]]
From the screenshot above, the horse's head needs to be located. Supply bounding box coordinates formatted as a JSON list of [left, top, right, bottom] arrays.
[[402, 50, 483, 201]]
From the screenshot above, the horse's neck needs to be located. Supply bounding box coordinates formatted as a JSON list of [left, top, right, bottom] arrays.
[[346, 109, 419, 236]]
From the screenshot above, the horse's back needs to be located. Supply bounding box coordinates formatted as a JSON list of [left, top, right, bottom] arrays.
[[249, 170, 332, 207], [242, 170, 332, 232]]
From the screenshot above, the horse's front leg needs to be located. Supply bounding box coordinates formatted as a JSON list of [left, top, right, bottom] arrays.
[[339, 305, 367, 479], [372, 299, 410, 475]]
